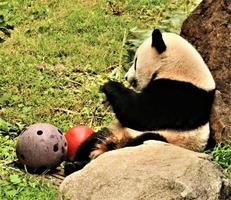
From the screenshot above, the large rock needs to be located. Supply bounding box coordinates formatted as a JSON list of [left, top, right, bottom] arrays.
[[181, 0, 231, 143], [210, 91, 230, 143], [59, 142, 231, 200]]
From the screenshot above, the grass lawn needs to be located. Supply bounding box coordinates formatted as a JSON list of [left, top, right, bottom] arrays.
[[1, 0, 230, 199]]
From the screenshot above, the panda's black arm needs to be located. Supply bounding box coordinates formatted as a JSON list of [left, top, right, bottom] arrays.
[[102, 80, 138, 105], [102, 80, 174, 131], [102, 80, 148, 130]]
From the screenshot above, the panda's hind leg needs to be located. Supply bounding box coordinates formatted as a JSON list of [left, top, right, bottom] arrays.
[[88, 125, 135, 159], [64, 128, 116, 175], [89, 128, 118, 159], [124, 132, 168, 147]]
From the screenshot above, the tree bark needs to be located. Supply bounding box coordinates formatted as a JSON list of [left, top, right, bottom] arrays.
[[181, 0, 231, 143]]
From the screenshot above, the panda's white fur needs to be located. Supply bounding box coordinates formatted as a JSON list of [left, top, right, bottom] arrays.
[[126, 32, 215, 91], [154, 123, 210, 151], [107, 121, 210, 152]]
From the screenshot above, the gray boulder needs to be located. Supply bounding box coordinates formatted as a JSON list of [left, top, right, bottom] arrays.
[[59, 142, 231, 200]]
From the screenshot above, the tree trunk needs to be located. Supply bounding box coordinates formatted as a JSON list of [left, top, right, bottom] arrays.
[[181, 0, 231, 144]]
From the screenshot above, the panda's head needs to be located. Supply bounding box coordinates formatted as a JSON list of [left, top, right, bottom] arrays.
[[125, 29, 215, 91]]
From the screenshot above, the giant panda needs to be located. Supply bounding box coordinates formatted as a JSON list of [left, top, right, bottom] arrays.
[[64, 29, 216, 175]]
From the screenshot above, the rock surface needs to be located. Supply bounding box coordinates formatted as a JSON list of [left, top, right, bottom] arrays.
[[181, 0, 231, 143], [59, 142, 231, 200], [210, 91, 230, 143]]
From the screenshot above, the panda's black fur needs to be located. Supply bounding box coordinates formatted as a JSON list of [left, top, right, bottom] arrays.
[[64, 29, 216, 175], [101, 79, 215, 131]]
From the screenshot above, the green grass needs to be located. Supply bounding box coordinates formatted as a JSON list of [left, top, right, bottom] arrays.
[[210, 143, 231, 179], [0, 172, 58, 200], [0, 0, 220, 199], [1, 0, 198, 131]]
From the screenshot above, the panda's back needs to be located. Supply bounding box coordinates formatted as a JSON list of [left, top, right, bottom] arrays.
[[157, 33, 216, 92]]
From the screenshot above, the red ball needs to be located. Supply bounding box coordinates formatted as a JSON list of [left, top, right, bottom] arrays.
[[65, 125, 94, 160]]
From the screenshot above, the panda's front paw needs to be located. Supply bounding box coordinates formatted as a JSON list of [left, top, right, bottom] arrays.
[[101, 80, 124, 94]]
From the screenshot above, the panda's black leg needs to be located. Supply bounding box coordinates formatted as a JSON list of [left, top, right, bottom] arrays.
[[64, 138, 95, 176], [64, 128, 117, 175], [87, 128, 118, 160], [124, 132, 168, 147], [64, 161, 88, 176]]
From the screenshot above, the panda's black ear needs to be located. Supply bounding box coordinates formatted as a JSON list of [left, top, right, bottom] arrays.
[[151, 29, 166, 54]]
